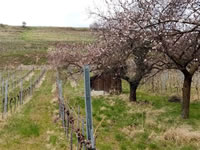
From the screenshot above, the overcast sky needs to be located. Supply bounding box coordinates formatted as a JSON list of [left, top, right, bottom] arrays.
[[0, 0, 101, 27]]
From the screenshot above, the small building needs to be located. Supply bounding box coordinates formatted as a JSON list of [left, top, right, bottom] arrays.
[[90, 73, 122, 94]]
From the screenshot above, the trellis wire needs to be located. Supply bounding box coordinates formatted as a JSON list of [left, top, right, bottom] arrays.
[[56, 66, 96, 150], [1, 69, 46, 119], [0, 68, 34, 96], [141, 70, 200, 100]]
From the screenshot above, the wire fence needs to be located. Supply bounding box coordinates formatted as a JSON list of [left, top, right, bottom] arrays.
[[56, 66, 96, 150], [0, 68, 34, 96], [1, 69, 46, 119], [141, 70, 200, 100]]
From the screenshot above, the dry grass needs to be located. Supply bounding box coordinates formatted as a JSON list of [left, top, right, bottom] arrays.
[[146, 109, 166, 117], [162, 126, 200, 145], [122, 125, 145, 138]]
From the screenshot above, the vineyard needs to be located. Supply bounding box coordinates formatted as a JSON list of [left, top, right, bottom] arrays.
[[0, 68, 200, 150], [141, 71, 200, 101], [0, 25, 200, 150], [0, 68, 45, 119]]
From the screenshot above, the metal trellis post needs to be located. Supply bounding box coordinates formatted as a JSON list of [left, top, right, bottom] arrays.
[[84, 65, 95, 150]]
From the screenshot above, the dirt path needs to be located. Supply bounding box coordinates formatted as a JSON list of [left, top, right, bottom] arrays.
[[0, 71, 68, 150]]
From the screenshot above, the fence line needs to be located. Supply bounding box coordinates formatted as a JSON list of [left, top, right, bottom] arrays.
[[56, 67, 96, 150], [1, 69, 46, 119], [0, 68, 34, 96], [141, 70, 200, 100]]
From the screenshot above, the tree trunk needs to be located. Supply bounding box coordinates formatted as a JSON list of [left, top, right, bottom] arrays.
[[129, 81, 139, 102], [182, 74, 192, 119]]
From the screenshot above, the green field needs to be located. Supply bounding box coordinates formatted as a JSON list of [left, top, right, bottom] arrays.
[[0, 25, 200, 150]]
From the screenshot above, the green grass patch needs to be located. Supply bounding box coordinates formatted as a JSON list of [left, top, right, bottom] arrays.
[[49, 135, 58, 145], [0, 71, 68, 149], [62, 76, 200, 150]]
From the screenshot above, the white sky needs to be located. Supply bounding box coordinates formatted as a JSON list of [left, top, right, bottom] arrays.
[[0, 0, 101, 27]]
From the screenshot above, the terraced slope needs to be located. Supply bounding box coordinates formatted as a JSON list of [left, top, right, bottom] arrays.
[[0, 25, 94, 67]]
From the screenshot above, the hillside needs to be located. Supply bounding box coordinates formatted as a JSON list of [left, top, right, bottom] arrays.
[[0, 25, 94, 67]]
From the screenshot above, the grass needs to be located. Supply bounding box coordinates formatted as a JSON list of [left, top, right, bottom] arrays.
[[0, 69, 199, 149], [61, 77, 200, 150], [0, 25, 94, 67], [5, 117, 40, 137], [22, 27, 94, 43], [0, 71, 69, 149]]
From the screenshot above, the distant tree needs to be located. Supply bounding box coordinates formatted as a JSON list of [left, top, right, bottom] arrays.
[[89, 22, 101, 30], [22, 21, 26, 28], [0, 23, 5, 27]]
